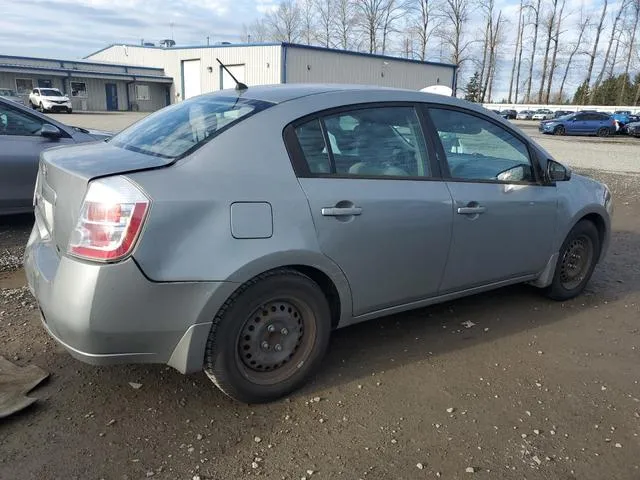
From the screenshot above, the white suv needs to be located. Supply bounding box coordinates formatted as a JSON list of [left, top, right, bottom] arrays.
[[29, 88, 72, 113]]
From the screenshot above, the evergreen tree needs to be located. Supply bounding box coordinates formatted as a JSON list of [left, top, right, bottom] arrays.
[[572, 81, 590, 105], [465, 72, 481, 102]]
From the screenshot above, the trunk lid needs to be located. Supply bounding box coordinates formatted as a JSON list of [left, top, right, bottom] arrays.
[[35, 141, 168, 253]]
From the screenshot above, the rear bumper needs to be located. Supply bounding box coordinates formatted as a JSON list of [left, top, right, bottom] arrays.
[[24, 223, 237, 373]]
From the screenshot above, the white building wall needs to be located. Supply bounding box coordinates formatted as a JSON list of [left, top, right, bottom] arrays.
[[284, 47, 455, 90], [88, 45, 282, 102]]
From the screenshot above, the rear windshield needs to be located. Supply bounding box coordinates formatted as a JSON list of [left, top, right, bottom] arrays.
[[110, 95, 273, 159], [40, 89, 63, 96]]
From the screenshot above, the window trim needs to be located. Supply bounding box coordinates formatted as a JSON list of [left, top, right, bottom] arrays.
[[16, 78, 34, 95], [283, 101, 442, 181], [70, 81, 88, 98], [421, 104, 547, 186]]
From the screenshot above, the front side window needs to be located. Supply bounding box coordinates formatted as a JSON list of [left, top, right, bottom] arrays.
[[39, 88, 62, 97], [0, 103, 43, 136], [110, 95, 272, 159], [429, 108, 534, 183], [293, 106, 431, 178]]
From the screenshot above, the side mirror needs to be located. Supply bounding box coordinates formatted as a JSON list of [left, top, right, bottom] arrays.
[[40, 124, 62, 139], [546, 159, 571, 182]]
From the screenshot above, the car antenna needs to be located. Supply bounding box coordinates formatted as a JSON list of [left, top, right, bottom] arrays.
[[216, 58, 248, 91]]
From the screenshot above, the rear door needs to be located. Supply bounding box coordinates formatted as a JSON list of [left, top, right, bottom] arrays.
[[285, 104, 453, 316], [0, 102, 74, 213], [425, 106, 557, 293]]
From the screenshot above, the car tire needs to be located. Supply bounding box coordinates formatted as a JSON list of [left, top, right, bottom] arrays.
[[554, 125, 566, 136], [545, 220, 600, 301], [67, 109, 72, 114], [204, 269, 332, 403], [39, 103, 46, 113], [597, 127, 610, 137], [30, 101, 37, 109]]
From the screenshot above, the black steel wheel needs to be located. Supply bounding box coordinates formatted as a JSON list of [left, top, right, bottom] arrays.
[[546, 220, 601, 301], [204, 269, 332, 403]]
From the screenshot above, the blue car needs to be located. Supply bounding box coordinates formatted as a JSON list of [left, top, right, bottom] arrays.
[[539, 112, 617, 137]]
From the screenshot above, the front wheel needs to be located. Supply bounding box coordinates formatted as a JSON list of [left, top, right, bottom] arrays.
[[597, 127, 610, 137], [204, 269, 332, 403], [554, 125, 566, 136], [38, 103, 46, 113], [545, 220, 600, 301]]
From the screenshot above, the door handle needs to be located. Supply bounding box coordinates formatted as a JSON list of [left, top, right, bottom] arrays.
[[321, 206, 363, 216], [457, 206, 486, 215]]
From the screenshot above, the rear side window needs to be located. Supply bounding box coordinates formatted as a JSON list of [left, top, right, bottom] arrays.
[[111, 95, 273, 159], [293, 106, 431, 178]]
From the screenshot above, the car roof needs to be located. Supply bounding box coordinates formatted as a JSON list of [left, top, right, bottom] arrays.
[[197, 83, 469, 109]]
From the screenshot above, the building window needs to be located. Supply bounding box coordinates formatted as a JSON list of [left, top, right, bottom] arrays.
[[135, 84, 151, 101], [15, 78, 34, 95], [71, 82, 87, 97]]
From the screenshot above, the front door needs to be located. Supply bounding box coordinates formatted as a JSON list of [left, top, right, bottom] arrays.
[[0, 102, 74, 213], [289, 105, 453, 316], [105, 83, 118, 111], [427, 107, 557, 293]]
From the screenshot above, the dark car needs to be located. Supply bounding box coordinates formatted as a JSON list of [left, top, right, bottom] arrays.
[[553, 110, 571, 118], [539, 112, 617, 137], [500, 109, 517, 120], [0, 97, 112, 215], [625, 121, 640, 137]]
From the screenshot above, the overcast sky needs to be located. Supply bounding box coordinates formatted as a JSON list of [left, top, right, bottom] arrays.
[[0, 0, 626, 102]]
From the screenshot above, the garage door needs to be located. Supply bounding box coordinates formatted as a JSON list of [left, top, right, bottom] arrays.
[[182, 59, 201, 100], [221, 64, 246, 90]]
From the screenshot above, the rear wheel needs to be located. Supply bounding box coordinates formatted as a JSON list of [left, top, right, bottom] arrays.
[[597, 127, 610, 137], [554, 125, 566, 136], [204, 269, 332, 403], [545, 220, 600, 301]]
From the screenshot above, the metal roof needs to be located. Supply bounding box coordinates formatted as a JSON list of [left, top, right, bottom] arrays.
[[85, 42, 458, 70]]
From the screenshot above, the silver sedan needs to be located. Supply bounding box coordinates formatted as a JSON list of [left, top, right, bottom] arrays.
[[24, 84, 612, 403]]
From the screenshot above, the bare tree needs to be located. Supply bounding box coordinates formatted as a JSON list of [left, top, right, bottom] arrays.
[[508, 0, 524, 103], [334, 0, 358, 49], [581, 0, 608, 103], [485, 10, 504, 102], [242, 18, 269, 43], [315, 0, 334, 47], [558, 8, 589, 101], [619, 0, 640, 103], [538, 0, 563, 103], [265, 0, 303, 42], [355, 0, 386, 53], [544, 0, 566, 103], [438, 0, 474, 92], [591, 0, 628, 102], [513, 3, 527, 102], [381, 0, 406, 54], [300, 0, 317, 45], [524, 0, 541, 102], [410, 0, 438, 60]]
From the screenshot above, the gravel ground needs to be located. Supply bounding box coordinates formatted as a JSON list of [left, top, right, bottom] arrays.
[[1, 121, 640, 479]]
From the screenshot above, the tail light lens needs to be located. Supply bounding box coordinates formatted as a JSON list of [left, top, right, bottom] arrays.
[[68, 176, 150, 262]]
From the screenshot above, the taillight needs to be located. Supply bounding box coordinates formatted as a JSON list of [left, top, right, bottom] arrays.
[[68, 176, 150, 262]]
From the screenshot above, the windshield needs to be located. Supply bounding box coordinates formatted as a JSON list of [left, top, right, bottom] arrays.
[[0, 89, 16, 96], [110, 95, 273, 159], [40, 89, 63, 96]]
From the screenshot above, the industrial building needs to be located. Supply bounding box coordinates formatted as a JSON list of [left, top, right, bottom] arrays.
[[87, 43, 457, 105], [0, 54, 172, 111]]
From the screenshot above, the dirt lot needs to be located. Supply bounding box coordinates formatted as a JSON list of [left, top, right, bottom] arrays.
[[1, 115, 640, 480]]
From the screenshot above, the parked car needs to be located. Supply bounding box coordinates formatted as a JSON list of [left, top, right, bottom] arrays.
[[0, 88, 25, 106], [625, 121, 640, 137], [500, 109, 517, 119], [28, 87, 73, 113], [0, 97, 111, 215], [24, 85, 612, 404], [532, 109, 554, 120], [553, 110, 571, 118], [539, 112, 617, 137], [516, 110, 534, 120]]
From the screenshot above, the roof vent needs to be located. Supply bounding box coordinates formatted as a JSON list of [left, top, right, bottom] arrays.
[[160, 39, 176, 47]]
